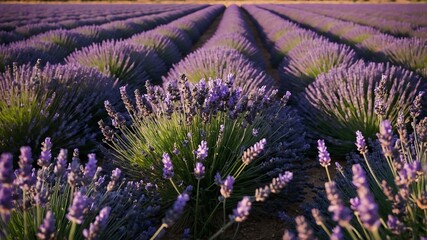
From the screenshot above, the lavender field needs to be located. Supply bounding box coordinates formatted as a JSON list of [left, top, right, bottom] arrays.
[[0, 3, 426, 239]]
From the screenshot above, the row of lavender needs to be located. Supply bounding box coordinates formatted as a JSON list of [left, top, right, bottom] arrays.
[[0, 5, 205, 71], [66, 4, 223, 88], [243, 5, 424, 156], [0, 4, 177, 44], [245, 5, 427, 239], [259, 4, 427, 78], [287, 4, 427, 38]]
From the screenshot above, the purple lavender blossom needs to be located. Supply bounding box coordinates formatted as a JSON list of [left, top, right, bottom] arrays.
[[317, 140, 331, 167], [107, 168, 121, 192], [231, 196, 252, 222], [270, 171, 293, 193], [67, 190, 88, 224], [83, 207, 111, 240], [37, 211, 56, 240], [330, 226, 343, 240], [18, 146, 36, 190], [352, 164, 380, 231], [0, 185, 13, 222], [162, 192, 190, 227], [387, 215, 404, 235], [325, 181, 352, 226], [162, 153, 174, 180], [67, 153, 82, 188], [194, 162, 205, 180], [255, 186, 271, 202], [252, 128, 259, 137], [377, 120, 394, 157], [410, 91, 424, 118], [195, 140, 208, 161], [0, 153, 14, 184], [282, 230, 296, 240], [295, 215, 314, 240], [214, 172, 222, 185], [311, 208, 324, 226], [242, 138, 267, 165], [220, 175, 235, 199], [355, 131, 368, 154], [37, 137, 52, 168], [83, 154, 97, 185], [54, 149, 68, 177]]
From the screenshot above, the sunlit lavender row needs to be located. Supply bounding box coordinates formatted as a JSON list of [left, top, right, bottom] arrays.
[[0, 3, 426, 239]]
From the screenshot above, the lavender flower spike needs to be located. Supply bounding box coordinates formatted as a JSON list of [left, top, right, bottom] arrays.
[[220, 175, 235, 198], [270, 171, 293, 193], [195, 140, 208, 161], [37, 211, 56, 240], [355, 131, 367, 154], [194, 162, 205, 180], [37, 137, 52, 168], [107, 168, 121, 192], [163, 192, 190, 227], [83, 153, 97, 184], [242, 138, 267, 165], [18, 146, 36, 190], [66, 190, 88, 224], [0, 185, 13, 222], [330, 226, 343, 240], [54, 149, 68, 177], [377, 120, 394, 157], [295, 215, 315, 240], [325, 181, 352, 226], [231, 196, 252, 222], [352, 164, 380, 231], [0, 153, 14, 184], [83, 207, 111, 240], [162, 153, 174, 180], [317, 139, 331, 167]]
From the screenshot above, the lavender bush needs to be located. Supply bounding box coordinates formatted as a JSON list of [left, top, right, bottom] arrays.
[[0, 139, 161, 239], [280, 40, 357, 93], [286, 95, 427, 239], [100, 74, 307, 237], [130, 32, 182, 68], [163, 48, 276, 92], [0, 61, 117, 159], [66, 40, 166, 84], [298, 62, 423, 154], [155, 26, 193, 55]]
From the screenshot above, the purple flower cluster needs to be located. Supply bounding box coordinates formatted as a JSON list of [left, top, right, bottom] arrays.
[[194, 162, 205, 180], [67, 189, 89, 224], [231, 196, 252, 222], [351, 164, 380, 231], [317, 140, 331, 168], [83, 207, 111, 240], [37, 137, 52, 168], [242, 138, 267, 165], [162, 192, 190, 227], [195, 140, 208, 161], [220, 175, 235, 199], [37, 211, 56, 240], [325, 181, 352, 226], [162, 153, 174, 180], [0, 153, 14, 220]]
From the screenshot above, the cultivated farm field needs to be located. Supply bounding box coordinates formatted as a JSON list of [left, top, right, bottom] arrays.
[[0, 3, 426, 239]]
